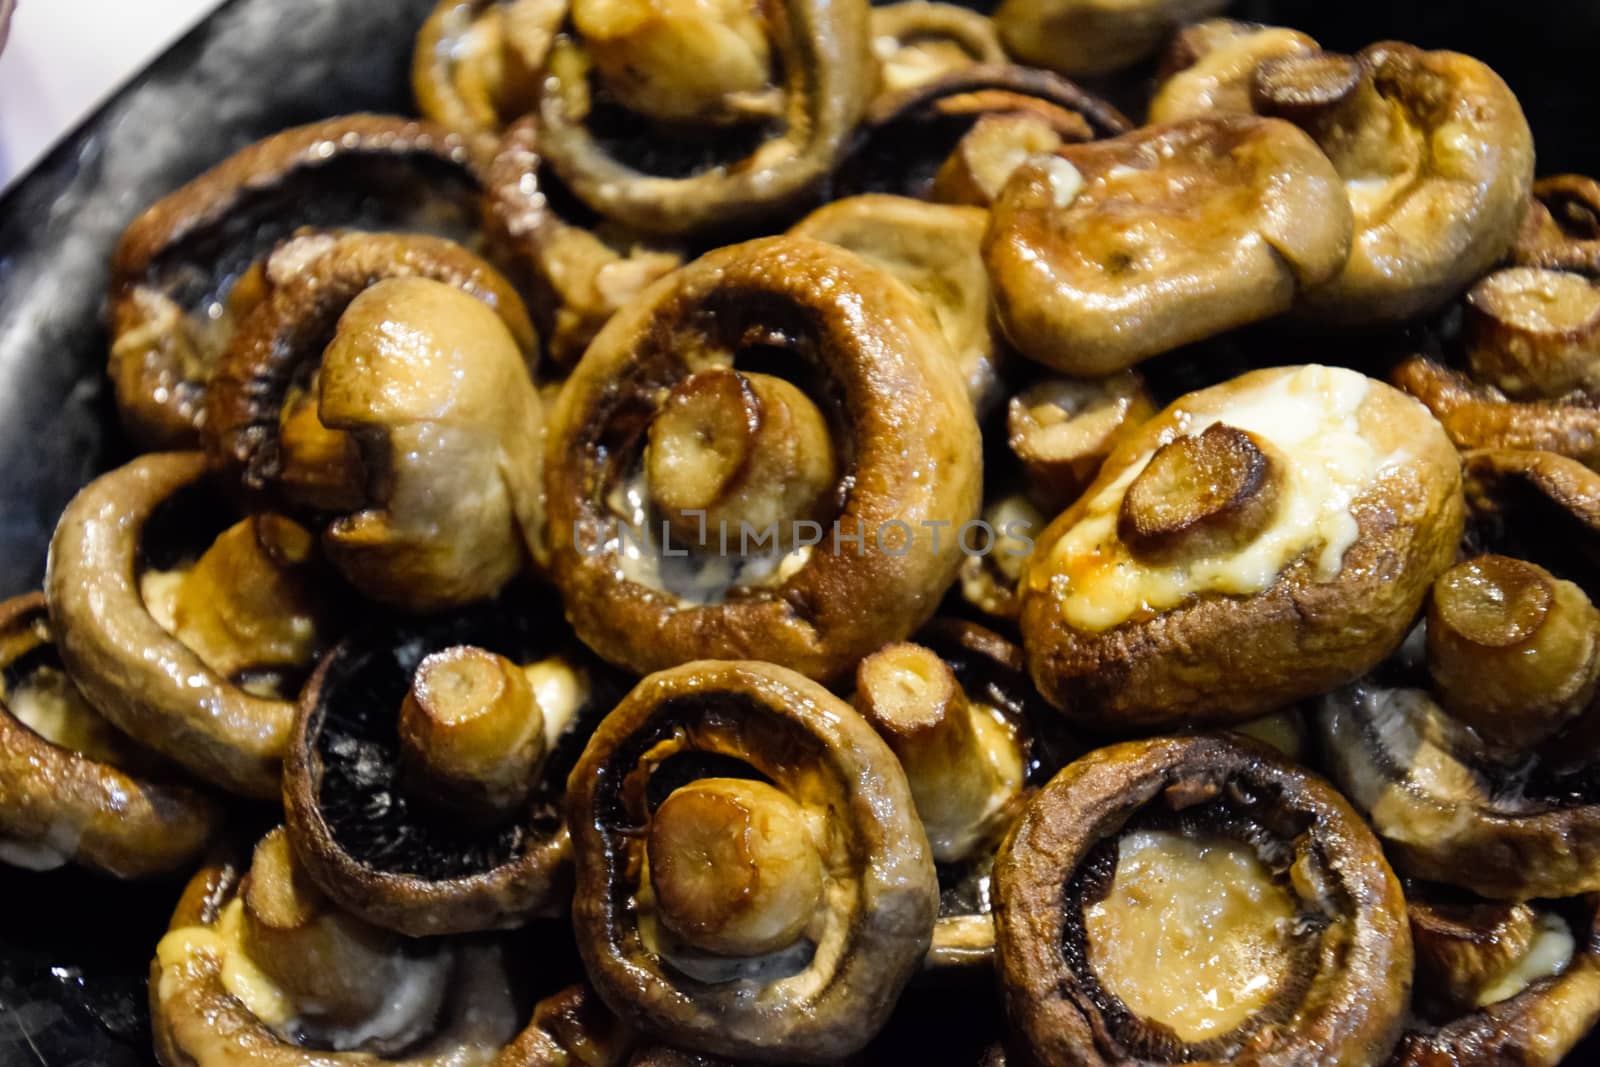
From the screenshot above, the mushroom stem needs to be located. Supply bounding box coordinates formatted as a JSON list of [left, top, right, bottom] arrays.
[[164, 515, 322, 680], [855, 642, 1024, 862], [646, 368, 837, 551], [1426, 555, 1600, 756], [1249, 51, 1362, 124], [646, 777, 825, 957], [1007, 373, 1155, 514], [1465, 267, 1600, 400], [398, 645, 548, 816], [1118, 423, 1284, 561], [932, 112, 1065, 208]]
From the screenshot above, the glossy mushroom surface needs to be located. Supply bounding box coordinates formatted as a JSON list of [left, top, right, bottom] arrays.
[[869, 2, 1005, 94], [984, 116, 1352, 376], [565, 659, 938, 1062], [496, 982, 638, 1067], [109, 115, 486, 450], [413, 0, 560, 142], [1006, 372, 1155, 514], [1020, 365, 1463, 731], [1393, 357, 1600, 469], [0, 593, 221, 877], [285, 603, 613, 936], [1148, 19, 1322, 125], [545, 236, 981, 682], [993, 734, 1412, 1067], [1515, 174, 1600, 278], [1464, 267, 1600, 400], [994, 0, 1229, 80]]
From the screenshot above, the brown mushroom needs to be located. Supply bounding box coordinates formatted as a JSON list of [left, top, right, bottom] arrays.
[[0, 593, 220, 877], [790, 194, 1001, 411], [205, 237, 545, 611], [1464, 267, 1600, 400], [1514, 174, 1600, 277], [413, 0, 561, 142], [993, 0, 1229, 80], [956, 493, 1044, 623], [545, 236, 981, 683], [1462, 449, 1600, 584], [1392, 356, 1600, 468], [984, 116, 1353, 376], [993, 734, 1412, 1067], [45, 454, 328, 798], [285, 604, 612, 936], [1148, 19, 1321, 125], [484, 116, 683, 369], [531, 0, 871, 235], [151, 832, 522, 1065], [109, 115, 486, 450], [496, 983, 638, 1067], [930, 112, 1066, 208], [565, 660, 937, 1062], [1006, 372, 1156, 514], [869, 2, 1005, 95], [1395, 893, 1600, 1067], [1020, 365, 1463, 731]]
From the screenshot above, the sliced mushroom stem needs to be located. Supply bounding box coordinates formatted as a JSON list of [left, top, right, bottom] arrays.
[[855, 642, 1024, 862], [645, 368, 837, 550], [165, 515, 322, 680], [1249, 51, 1362, 124], [1426, 554, 1600, 755], [398, 645, 548, 816], [1465, 267, 1600, 400], [646, 777, 824, 957], [931, 112, 1064, 208], [233, 828, 435, 1031], [1118, 423, 1284, 561]]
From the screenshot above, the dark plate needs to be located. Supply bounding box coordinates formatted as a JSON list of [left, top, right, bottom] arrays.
[[1, 0, 1598, 1062]]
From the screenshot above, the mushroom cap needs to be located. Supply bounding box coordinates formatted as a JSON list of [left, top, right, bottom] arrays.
[[993, 733, 1412, 1067], [565, 659, 938, 1063], [0, 593, 221, 878], [413, 0, 560, 142], [285, 602, 612, 936], [1020, 365, 1464, 731], [868, 1, 1006, 95], [994, 0, 1230, 80], [46, 453, 297, 798], [545, 235, 981, 683], [984, 116, 1352, 377]]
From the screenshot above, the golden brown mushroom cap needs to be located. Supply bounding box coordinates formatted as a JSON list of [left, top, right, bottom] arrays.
[[984, 116, 1352, 377], [1020, 365, 1463, 731], [994, 0, 1229, 80]]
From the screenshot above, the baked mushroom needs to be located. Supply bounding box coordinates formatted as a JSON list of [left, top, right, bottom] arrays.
[[1148, 19, 1321, 125], [285, 603, 612, 936], [205, 235, 545, 611], [1462, 449, 1600, 585], [1276, 43, 1535, 324], [869, 2, 1005, 95], [0, 593, 220, 877], [1392, 356, 1600, 468], [496, 983, 638, 1067], [993, 0, 1227, 80], [530, 0, 871, 235], [855, 620, 1074, 970], [929, 111, 1066, 209], [565, 659, 938, 1062], [151, 829, 522, 1064], [46, 453, 330, 798], [1464, 267, 1600, 400], [790, 194, 1000, 411], [1515, 174, 1600, 277], [1020, 364, 1463, 731], [414, 0, 561, 142], [1395, 892, 1600, 1067], [485, 116, 683, 369], [837, 63, 1129, 200], [109, 115, 487, 450], [1006, 372, 1155, 514], [545, 236, 981, 682], [993, 734, 1412, 1067], [984, 116, 1352, 377]]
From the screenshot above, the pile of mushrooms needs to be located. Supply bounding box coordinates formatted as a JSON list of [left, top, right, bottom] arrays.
[[17, 1, 1600, 1064]]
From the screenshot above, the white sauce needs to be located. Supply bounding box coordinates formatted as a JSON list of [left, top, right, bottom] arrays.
[[1478, 913, 1575, 1006]]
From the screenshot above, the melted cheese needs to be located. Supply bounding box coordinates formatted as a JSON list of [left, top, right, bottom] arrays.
[[1478, 913, 1575, 1007], [1085, 830, 1295, 1042], [521, 657, 590, 747], [214, 900, 296, 1027], [1046, 365, 1406, 632]]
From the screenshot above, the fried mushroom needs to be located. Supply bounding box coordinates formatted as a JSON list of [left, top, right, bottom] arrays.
[[109, 115, 486, 450], [414, 0, 562, 142], [869, 2, 1005, 95], [45, 454, 329, 798], [496, 983, 638, 1067], [565, 660, 938, 1063], [1021, 365, 1463, 731], [1148, 18, 1321, 125], [1006, 372, 1155, 514], [993, 0, 1229, 80], [984, 116, 1352, 376], [206, 236, 544, 611], [285, 604, 611, 936], [0, 593, 220, 877], [993, 734, 1412, 1067], [532, 0, 871, 235], [1392, 357, 1600, 468], [546, 236, 980, 683], [1464, 267, 1600, 400], [1514, 174, 1600, 277], [151, 831, 521, 1065]]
